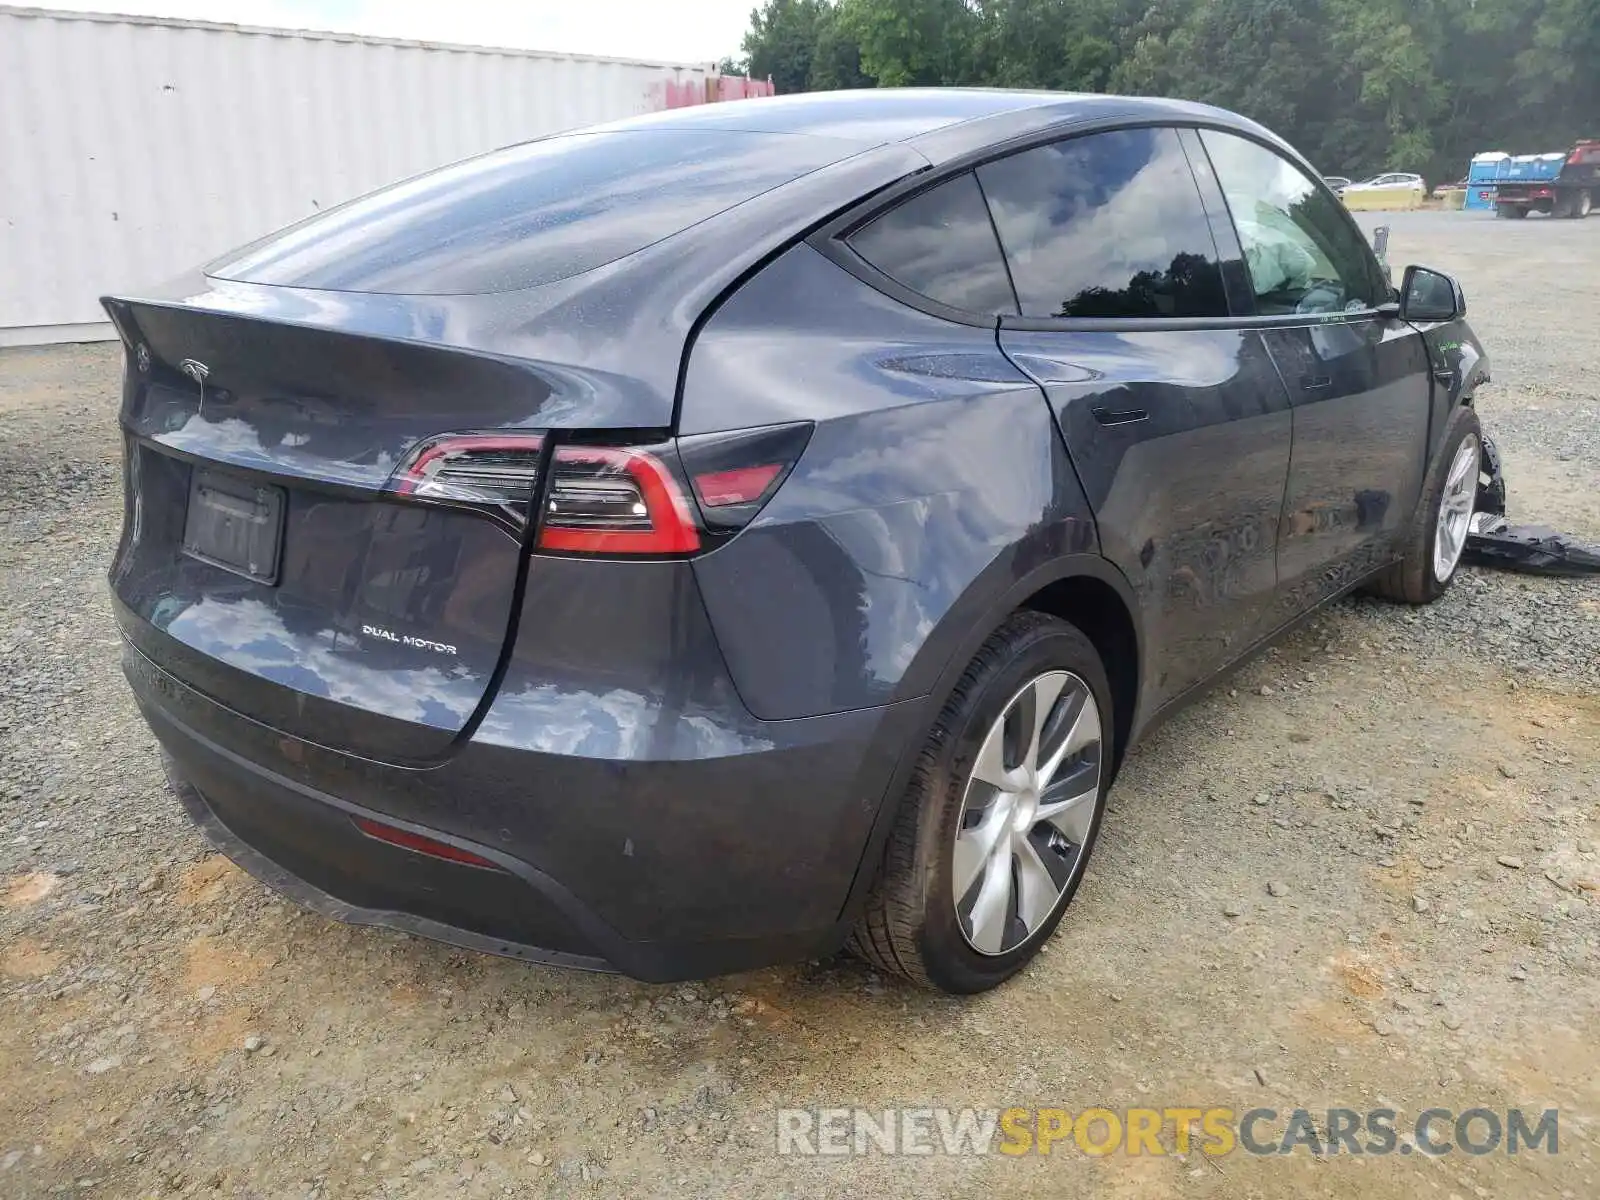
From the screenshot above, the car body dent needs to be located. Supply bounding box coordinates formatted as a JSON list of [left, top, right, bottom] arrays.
[[1000, 325, 1292, 713], [1261, 315, 1433, 616]]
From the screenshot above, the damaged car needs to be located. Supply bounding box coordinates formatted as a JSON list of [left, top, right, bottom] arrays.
[[106, 90, 1494, 993]]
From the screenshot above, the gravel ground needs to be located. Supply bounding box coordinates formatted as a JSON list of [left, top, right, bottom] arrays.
[[2, 211, 1598, 1199]]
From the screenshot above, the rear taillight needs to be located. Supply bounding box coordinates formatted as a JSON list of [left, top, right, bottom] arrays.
[[387, 422, 812, 555], [677, 422, 813, 531], [540, 446, 701, 555], [388, 433, 545, 529]]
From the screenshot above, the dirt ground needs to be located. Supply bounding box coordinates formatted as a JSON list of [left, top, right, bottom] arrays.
[[1, 211, 1598, 1199]]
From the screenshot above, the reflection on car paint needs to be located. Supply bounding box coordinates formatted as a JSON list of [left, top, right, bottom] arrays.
[[685, 244, 1096, 719], [162, 596, 480, 728], [474, 683, 771, 759]]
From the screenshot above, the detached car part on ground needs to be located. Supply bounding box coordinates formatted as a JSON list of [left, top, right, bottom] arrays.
[[1465, 436, 1600, 575], [109, 90, 1500, 995]]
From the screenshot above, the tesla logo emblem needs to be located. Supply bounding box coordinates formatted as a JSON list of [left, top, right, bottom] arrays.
[[179, 358, 211, 416]]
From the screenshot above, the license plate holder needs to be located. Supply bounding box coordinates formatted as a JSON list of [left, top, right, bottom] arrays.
[[182, 468, 285, 584]]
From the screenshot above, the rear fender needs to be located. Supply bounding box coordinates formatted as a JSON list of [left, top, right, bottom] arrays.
[[685, 244, 1099, 720], [834, 551, 1142, 930]]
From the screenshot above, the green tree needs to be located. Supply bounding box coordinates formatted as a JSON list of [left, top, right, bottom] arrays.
[[1512, 0, 1600, 145], [974, 0, 1127, 92], [734, 0, 1598, 183], [837, 0, 982, 86], [741, 0, 873, 91]]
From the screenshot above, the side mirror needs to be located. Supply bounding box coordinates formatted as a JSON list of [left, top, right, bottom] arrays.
[[1400, 265, 1465, 322]]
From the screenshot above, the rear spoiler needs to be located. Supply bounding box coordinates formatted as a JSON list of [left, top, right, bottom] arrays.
[[105, 143, 928, 437]]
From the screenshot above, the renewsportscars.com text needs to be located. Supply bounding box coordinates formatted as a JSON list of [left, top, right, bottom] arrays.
[[775, 1106, 1559, 1158]]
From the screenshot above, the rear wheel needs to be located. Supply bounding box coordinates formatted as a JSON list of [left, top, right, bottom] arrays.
[[1576, 189, 1593, 219], [1497, 204, 1528, 219], [848, 612, 1113, 993], [1365, 405, 1482, 605]]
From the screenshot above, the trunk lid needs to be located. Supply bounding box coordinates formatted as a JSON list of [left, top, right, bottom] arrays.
[[108, 297, 584, 762]]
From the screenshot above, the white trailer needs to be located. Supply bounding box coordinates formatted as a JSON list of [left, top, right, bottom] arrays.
[[0, 5, 713, 345]]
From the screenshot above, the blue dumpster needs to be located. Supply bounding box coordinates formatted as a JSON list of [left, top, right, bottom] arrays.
[[1504, 153, 1567, 182], [1468, 151, 1508, 183]]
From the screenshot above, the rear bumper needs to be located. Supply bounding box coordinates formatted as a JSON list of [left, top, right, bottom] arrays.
[[160, 746, 613, 973], [124, 626, 923, 982]]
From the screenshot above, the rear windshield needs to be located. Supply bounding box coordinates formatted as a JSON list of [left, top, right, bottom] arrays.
[[208, 130, 849, 295]]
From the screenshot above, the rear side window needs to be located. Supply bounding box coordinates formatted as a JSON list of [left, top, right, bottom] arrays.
[[847, 173, 1018, 315], [208, 130, 851, 295], [976, 128, 1228, 319], [1199, 130, 1385, 315]]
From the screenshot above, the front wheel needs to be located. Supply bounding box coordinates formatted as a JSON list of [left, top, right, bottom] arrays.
[[1365, 405, 1483, 605], [848, 612, 1113, 993]]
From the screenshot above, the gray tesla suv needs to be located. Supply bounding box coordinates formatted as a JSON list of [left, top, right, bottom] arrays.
[[106, 89, 1490, 993]]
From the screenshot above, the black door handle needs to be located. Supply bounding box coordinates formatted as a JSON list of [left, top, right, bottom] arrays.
[[1091, 406, 1148, 425]]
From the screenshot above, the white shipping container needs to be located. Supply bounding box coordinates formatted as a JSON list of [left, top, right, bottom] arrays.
[[0, 5, 713, 345]]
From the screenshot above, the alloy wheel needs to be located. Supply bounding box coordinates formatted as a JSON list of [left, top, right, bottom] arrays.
[[1432, 434, 1480, 583], [952, 670, 1103, 956]]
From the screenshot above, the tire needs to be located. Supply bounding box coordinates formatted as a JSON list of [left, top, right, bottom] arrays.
[[1577, 189, 1593, 219], [1365, 405, 1483, 605], [1497, 204, 1528, 219], [848, 611, 1114, 993], [1553, 192, 1576, 219]]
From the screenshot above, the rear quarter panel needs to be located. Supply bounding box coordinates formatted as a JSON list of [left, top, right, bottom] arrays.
[[683, 244, 1099, 720]]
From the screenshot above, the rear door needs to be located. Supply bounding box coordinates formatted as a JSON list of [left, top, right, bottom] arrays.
[[986, 127, 1294, 709], [1195, 129, 1433, 608]]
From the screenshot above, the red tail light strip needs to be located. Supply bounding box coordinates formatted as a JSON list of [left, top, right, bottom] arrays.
[[353, 817, 502, 870], [692, 463, 784, 508]]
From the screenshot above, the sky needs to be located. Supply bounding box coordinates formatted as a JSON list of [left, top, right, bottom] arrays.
[[43, 0, 756, 65]]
